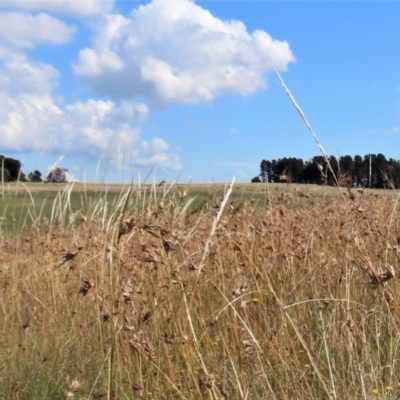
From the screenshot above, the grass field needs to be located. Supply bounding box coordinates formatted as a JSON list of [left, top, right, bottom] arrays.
[[1, 181, 400, 399], [0, 181, 383, 234]]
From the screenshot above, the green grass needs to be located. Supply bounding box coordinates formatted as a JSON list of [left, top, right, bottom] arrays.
[[1, 181, 387, 235]]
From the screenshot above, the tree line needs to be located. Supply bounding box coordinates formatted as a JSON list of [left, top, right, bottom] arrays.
[[0, 155, 70, 183], [252, 154, 400, 189]]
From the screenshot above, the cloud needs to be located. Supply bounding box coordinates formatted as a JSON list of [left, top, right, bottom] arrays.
[[360, 126, 400, 137], [0, 57, 181, 171], [0, 0, 114, 17], [383, 126, 400, 135], [0, 12, 75, 55], [74, 0, 295, 106], [0, 0, 293, 176], [132, 138, 182, 170], [0, 55, 60, 93]]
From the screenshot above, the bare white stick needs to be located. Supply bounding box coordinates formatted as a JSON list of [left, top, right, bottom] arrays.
[[197, 177, 235, 276]]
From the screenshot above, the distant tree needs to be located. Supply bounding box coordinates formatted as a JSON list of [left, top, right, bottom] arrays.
[[275, 158, 290, 182], [256, 153, 400, 188], [0, 155, 26, 181], [302, 156, 326, 184], [273, 158, 303, 183], [326, 156, 338, 185], [386, 158, 400, 189], [251, 176, 262, 183], [271, 160, 279, 183], [353, 155, 365, 187], [259, 160, 271, 182], [335, 155, 354, 187], [363, 154, 388, 188], [339, 155, 353, 175], [289, 158, 305, 183], [46, 167, 68, 183], [0, 167, 11, 182], [260, 159, 288, 182], [374, 153, 388, 188], [28, 170, 43, 182]]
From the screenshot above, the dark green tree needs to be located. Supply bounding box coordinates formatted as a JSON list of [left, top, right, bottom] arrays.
[[302, 156, 326, 184], [0, 155, 26, 181], [353, 155, 365, 187], [339, 155, 353, 175], [0, 167, 10, 182], [259, 160, 274, 182], [256, 153, 400, 188], [387, 159, 400, 188], [28, 170, 43, 182], [364, 154, 388, 188]]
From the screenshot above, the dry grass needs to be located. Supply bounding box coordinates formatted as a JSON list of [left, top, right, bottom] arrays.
[[1, 182, 400, 399]]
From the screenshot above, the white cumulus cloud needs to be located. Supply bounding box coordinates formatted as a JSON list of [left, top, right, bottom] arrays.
[[0, 55, 60, 93], [0, 12, 75, 55], [0, 57, 181, 170], [0, 0, 114, 17], [74, 0, 295, 106]]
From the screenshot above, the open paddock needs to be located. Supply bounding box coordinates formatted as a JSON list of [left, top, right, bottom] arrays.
[[1, 182, 400, 398]]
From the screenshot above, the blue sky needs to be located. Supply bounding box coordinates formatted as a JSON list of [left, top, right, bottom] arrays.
[[1, 0, 400, 183]]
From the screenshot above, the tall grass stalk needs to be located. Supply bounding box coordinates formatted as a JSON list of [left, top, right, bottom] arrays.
[[275, 70, 340, 188]]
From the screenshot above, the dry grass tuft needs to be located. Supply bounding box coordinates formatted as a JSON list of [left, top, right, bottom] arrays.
[[2, 184, 400, 398]]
